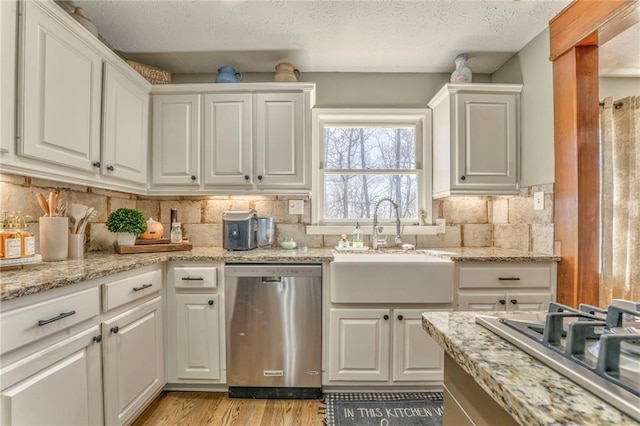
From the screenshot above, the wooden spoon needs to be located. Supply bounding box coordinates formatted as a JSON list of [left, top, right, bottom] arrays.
[[48, 192, 58, 216], [36, 193, 49, 216]]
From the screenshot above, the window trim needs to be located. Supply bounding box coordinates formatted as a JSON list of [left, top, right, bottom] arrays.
[[311, 108, 433, 227]]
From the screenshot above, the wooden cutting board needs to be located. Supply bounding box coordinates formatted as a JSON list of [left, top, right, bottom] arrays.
[[115, 241, 192, 254], [135, 238, 171, 245]]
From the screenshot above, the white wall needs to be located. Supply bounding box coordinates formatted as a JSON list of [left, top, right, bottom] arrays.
[[492, 28, 555, 188], [600, 77, 640, 99], [172, 72, 492, 107]]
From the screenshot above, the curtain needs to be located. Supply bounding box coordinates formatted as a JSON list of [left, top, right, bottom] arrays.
[[599, 96, 639, 306]]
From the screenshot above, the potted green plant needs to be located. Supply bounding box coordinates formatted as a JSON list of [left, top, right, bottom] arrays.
[[106, 208, 147, 246]]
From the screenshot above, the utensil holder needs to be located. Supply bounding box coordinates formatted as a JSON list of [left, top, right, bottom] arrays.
[[68, 233, 86, 259], [39, 217, 69, 261]]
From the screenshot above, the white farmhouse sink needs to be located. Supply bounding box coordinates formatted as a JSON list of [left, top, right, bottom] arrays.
[[330, 252, 454, 304]]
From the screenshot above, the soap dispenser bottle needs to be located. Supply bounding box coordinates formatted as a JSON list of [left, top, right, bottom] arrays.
[[352, 222, 364, 248]]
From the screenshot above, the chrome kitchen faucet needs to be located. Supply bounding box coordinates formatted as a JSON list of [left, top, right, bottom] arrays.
[[372, 198, 402, 249]]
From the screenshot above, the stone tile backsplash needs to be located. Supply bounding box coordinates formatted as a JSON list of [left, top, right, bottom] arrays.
[[0, 173, 555, 254]]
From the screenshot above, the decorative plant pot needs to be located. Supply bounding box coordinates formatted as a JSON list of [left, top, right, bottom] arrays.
[[116, 232, 136, 246], [450, 54, 473, 83]]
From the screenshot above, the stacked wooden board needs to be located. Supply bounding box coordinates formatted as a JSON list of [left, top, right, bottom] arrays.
[[114, 239, 192, 254]]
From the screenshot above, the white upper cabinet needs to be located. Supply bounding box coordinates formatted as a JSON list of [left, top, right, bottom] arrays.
[[150, 83, 315, 195], [4, 0, 151, 193], [255, 92, 306, 188], [0, 0, 17, 155], [202, 93, 253, 186], [202, 92, 306, 189], [20, 0, 102, 174], [102, 63, 149, 187], [428, 84, 522, 198], [151, 94, 201, 186]]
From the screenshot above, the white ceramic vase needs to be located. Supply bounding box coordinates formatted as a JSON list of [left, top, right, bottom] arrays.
[[450, 54, 473, 83], [116, 232, 136, 246]]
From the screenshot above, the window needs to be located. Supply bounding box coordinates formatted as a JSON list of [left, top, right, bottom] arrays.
[[312, 109, 432, 226]]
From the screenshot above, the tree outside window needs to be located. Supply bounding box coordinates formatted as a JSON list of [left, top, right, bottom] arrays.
[[313, 109, 431, 226]]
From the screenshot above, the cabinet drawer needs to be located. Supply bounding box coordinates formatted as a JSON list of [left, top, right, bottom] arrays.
[[0, 287, 100, 354], [173, 267, 217, 289], [458, 263, 552, 289], [102, 268, 162, 311]]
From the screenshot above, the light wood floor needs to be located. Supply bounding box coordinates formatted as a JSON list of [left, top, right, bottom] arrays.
[[133, 392, 325, 426]]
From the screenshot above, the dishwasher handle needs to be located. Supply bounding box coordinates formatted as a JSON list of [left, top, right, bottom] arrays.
[[262, 276, 282, 284]]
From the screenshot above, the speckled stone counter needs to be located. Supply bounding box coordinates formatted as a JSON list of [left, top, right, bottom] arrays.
[[422, 247, 560, 262], [1, 246, 558, 302], [0, 247, 334, 302], [422, 311, 637, 426]]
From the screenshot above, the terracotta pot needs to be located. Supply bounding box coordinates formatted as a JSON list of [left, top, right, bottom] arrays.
[[274, 62, 300, 82]]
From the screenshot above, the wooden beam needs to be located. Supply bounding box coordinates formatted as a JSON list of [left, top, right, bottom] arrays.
[[550, 0, 639, 60], [550, 0, 640, 307], [553, 46, 600, 307]]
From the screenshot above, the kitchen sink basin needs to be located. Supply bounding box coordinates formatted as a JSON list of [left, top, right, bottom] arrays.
[[330, 252, 454, 304]]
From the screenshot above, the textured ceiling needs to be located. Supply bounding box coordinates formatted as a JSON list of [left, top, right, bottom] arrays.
[[599, 22, 640, 77], [69, 0, 635, 76]]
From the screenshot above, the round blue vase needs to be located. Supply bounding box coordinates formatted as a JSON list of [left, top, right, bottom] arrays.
[[215, 66, 243, 83]]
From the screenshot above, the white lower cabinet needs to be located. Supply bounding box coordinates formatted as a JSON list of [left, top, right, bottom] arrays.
[[392, 309, 444, 382], [328, 308, 443, 384], [174, 294, 221, 380], [0, 265, 165, 426], [0, 326, 103, 426], [166, 263, 225, 385], [457, 292, 551, 312], [329, 308, 390, 381], [102, 296, 164, 426], [455, 262, 556, 312]]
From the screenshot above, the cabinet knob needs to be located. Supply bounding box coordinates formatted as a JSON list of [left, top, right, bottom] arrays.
[[93, 335, 103, 343], [244, 175, 250, 181], [383, 314, 389, 320], [191, 175, 197, 181], [499, 299, 506, 305], [106, 165, 114, 172], [92, 161, 101, 168], [510, 299, 518, 305], [397, 315, 404, 321], [460, 175, 466, 181], [257, 175, 263, 181], [110, 326, 119, 334], [208, 300, 214, 306]]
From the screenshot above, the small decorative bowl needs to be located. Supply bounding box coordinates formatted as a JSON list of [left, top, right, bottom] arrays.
[[279, 239, 297, 250]]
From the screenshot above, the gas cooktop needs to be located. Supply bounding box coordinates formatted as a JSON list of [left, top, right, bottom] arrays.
[[476, 299, 640, 421]]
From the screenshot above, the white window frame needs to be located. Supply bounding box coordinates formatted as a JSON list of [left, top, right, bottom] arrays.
[[309, 108, 434, 234]]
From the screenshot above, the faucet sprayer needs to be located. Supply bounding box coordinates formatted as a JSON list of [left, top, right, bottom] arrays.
[[372, 198, 402, 250]]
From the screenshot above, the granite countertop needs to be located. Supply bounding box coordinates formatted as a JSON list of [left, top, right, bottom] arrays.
[[0, 246, 559, 302], [422, 311, 637, 426], [0, 247, 334, 302]]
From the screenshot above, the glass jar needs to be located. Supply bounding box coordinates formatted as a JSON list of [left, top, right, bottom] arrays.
[[170, 222, 182, 244]]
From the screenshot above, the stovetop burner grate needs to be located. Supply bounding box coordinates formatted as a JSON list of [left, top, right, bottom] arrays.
[[475, 299, 640, 422]]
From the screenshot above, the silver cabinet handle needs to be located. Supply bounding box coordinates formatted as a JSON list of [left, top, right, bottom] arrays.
[[133, 284, 153, 292], [38, 310, 76, 326]]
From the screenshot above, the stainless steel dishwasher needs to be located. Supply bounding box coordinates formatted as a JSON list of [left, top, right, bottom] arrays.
[[225, 264, 322, 398]]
